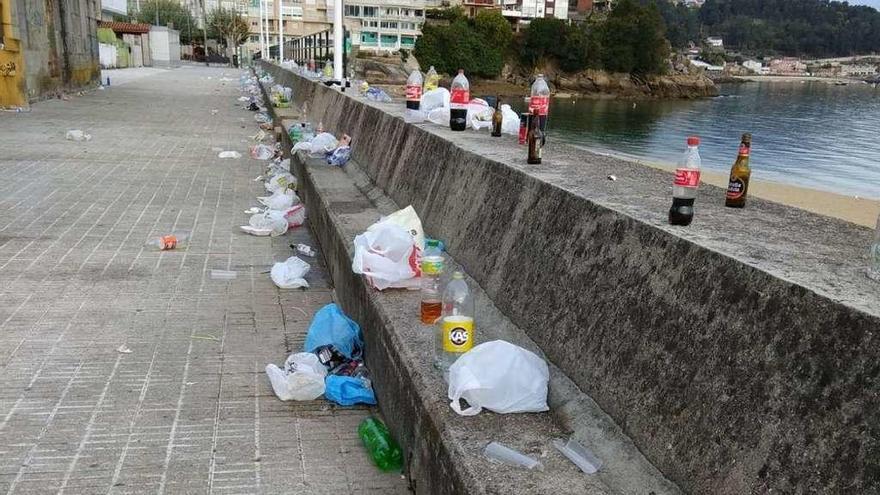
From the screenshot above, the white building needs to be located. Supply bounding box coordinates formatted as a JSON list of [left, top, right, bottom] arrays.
[[502, 0, 569, 22], [706, 36, 723, 48], [100, 0, 127, 20], [742, 60, 762, 73]]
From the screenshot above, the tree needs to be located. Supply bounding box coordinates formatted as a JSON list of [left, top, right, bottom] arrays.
[[599, 0, 670, 75], [414, 18, 505, 78], [207, 7, 249, 60], [136, 0, 199, 44], [474, 10, 513, 52]]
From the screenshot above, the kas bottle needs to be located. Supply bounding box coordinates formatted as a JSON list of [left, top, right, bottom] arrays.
[[435, 272, 474, 373]]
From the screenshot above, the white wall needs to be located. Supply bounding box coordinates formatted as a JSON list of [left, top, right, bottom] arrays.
[[99, 43, 118, 68], [150, 27, 181, 65], [102, 0, 127, 15]]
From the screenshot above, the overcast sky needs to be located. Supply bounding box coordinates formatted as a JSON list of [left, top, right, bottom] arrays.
[[850, 0, 880, 9]]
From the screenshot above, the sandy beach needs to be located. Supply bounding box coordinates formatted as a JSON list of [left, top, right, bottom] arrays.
[[645, 162, 879, 228]]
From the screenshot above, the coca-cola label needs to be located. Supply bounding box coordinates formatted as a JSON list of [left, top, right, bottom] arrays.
[[405, 84, 422, 102], [673, 168, 701, 187], [739, 144, 750, 157], [726, 177, 745, 199], [518, 125, 527, 144], [529, 95, 550, 116], [450, 88, 469, 107]]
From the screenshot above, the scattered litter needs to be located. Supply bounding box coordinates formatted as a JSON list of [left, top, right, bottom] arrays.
[[270, 256, 310, 289], [266, 352, 327, 401], [284, 204, 307, 228], [325, 375, 376, 406], [253, 176, 263, 182], [553, 437, 602, 474], [359, 417, 403, 471], [191, 334, 221, 342], [116, 345, 133, 354], [250, 144, 274, 160], [245, 210, 289, 236], [483, 442, 544, 471], [254, 112, 271, 123], [145, 232, 188, 250], [265, 172, 296, 193], [238, 96, 250, 102], [607, 175, 617, 181], [352, 222, 419, 290], [293, 243, 316, 257], [211, 109, 219, 115], [210, 269, 237, 280], [447, 340, 549, 416], [66, 130, 92, 141], [304, 304, 363, 360], [218, 151, 241, 159], [245, 207, 262, 214], [292, 132, 338, 156], [365, 87, 392, 103], [258, 188, 299, 211], [240, 226, 273, 236], [251, 130, 267, 142]]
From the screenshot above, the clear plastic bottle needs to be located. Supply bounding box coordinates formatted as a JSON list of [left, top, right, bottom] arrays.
[[406, 69, 423, 111], [869, 214, 880, 281], [449, 69, 470, 132], [303, 122, 315, 141], [435, 272, 475, 373], [420, 240, 444, 324], [146, 232, 189, 250], [669, 136, 702, 226], [529, 74, 551, 137], [425, 66, 440, 92]]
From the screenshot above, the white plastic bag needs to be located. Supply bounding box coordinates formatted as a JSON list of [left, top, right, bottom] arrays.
[[66, 130, 92, 141], [250, 144, 274, 160], [447, 340, 550, 416], [270, 256, 310, 289], [420, 88, 450, 112], [265, 172, 296, 193], [428, 107, 450, 126], [292, 132, 338, 156], [265, 352, 327, 401], [258, 188, 299, 211], [352, 222, 419, 290], [218, 150, 241, 159], [283, 204, 306, 228], [501, 104, 520, 135], [370, 205, 425, 251], [467, 99, 493, 130], [246, 210, 288, 236]]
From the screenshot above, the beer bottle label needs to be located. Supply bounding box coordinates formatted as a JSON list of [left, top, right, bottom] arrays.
[[442, 317, 474, 353], [405, 84, 422, 102], [529, 95, 550, 116], [673, 168, 701, 187], [726, 177, 746, 199]]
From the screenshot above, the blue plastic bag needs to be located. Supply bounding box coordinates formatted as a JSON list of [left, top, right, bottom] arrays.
[[304, 303, 363, 359], [326, 146, 351, 166], [325, 375, 376, 406]]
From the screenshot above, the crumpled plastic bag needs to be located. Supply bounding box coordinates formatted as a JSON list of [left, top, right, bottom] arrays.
[[218, 151, 241, 159], [467, 99, 493, 130], [265, 352, 327, 401], [66, 130, 92, 141], [427, 107, 450, 126], [370, 205, 425, 251], [250, 144, 274, 160], [265, 172, 296, 193], [365, 87, 392, 102], [420, 88, 450, 112], [501, 104, 520, 135], [324, 375, 376, 406], [292, 132, 338, 156], [246, 210, 288, 236], [270, 256, 310, 289], [327, 146, 351, 166], [447, 340, 550, 416], [258, 188, 299, 211], [284, 204, 306, 228], [304, 303, 363, 359], [352, 221, 420, 290]]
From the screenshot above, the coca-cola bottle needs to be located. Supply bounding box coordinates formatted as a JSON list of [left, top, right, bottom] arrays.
[[406, 69, 423, 111], [449, 69, 469, 132], [669, 136, 702, 226], [529, 74, 550, 139]]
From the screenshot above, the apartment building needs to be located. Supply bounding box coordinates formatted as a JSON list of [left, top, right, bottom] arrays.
[[344, 2, 426, 52], [502, 0, 569, 21]]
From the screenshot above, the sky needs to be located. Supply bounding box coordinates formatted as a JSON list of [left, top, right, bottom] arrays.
[[850, 0, 880, 9]]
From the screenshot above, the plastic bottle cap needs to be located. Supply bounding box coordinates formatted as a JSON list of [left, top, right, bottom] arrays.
[[426, 239, 439, 247], [458, 69, 464, 75], [452, 272, 464, 280], [687, 136, 700, 146]]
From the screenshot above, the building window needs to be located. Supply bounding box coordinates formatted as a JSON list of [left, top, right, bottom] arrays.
[[362, 6, 377, 16], [344, 4, 360, 16], [546, 7, 553, 14], [415, 9, 423, 16], [363, 20, 379, 27], [382, 7, 399, 16], [380, 21, 397, 29], [361, 31, 378, 45], [380, 34, 398, 46]]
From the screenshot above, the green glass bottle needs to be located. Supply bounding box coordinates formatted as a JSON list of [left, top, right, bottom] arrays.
[[358, 417, 403, 472]]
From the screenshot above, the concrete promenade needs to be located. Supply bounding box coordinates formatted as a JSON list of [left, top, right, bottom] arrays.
[[0, 66, 408, 494]]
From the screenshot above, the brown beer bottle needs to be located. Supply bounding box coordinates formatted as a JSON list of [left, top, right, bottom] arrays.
[[491, 96, 503, 137], [527, 112, 543, 164], [725, 133, 752, 208]]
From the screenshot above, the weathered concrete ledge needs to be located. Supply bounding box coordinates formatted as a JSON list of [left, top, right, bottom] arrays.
[[260, 61, 880, 493]]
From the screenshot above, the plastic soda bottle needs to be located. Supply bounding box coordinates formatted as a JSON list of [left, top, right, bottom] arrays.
[[358, 417, 403, 472], [146, 232, 189, 250], [424, 66, 440, 92], [323, 60, 333, 78], [869, 214, 880, 281], [669, 136, 702, 226], [406, 69, 423, 111], [529, 74, 550, 137], [420, 240, 444, 324], [436, 272, 475, 372], [449, 69, 469, 132]]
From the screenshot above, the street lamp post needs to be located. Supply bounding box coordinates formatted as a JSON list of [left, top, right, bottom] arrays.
[[279, 0, 284, 62]]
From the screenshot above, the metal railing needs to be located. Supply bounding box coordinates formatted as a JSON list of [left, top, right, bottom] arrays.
[[257, 28, 348, 76]]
